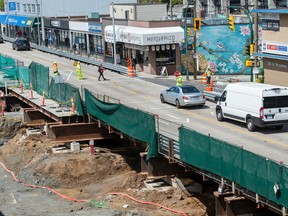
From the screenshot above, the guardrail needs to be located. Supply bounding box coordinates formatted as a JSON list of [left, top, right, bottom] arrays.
[[3, 36, 128, 75]]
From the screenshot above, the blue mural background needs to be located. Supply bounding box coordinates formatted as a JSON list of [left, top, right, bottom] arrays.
[[194, 23, 262, 75]]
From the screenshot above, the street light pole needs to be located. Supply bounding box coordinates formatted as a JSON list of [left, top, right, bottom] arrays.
[[112, 2, 117, 65], [36, 0, 40, 45]]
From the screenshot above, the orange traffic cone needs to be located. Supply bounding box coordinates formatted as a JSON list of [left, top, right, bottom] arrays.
[[202, 73, 207, 85]]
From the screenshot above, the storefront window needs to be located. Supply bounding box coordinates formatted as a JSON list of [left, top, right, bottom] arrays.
[[156, 48, 176, 66], [105, 43, 113, 56]]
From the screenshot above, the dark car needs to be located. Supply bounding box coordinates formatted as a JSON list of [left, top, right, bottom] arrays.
[[12, 37, 30, 51], [0, 35, 4, 43]]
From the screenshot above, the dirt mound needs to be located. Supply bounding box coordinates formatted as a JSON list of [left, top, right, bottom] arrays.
[[0, 127, 213, 216]]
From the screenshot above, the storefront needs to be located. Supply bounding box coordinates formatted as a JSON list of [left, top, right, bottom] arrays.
[[69, 21, 88, 55], [44, 18, 69, 50], [252, 9, 288, 86], [104, 25, 184, 75], [87, 22, 104, 58]]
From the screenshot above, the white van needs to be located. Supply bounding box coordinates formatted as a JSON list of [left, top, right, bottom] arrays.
[[215, 82, 288, 131]]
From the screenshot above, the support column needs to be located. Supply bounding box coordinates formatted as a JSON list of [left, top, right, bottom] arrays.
[[224, 196, 257, 216], [214, 191, 234, 216]]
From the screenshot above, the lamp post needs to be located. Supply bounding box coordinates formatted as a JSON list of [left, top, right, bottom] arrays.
[[112, 2, 117, 65], [36, 0, 40, 45]]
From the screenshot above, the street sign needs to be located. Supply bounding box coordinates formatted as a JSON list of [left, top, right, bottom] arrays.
[[9, 2, 16, 11], [253, 67, 259, 74]]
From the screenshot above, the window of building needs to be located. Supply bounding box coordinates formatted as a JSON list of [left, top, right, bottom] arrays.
[[17, 3, 20, 11], [32, 4, 35, 13], [27, 4, 31, 13], [156, 47, 176, 66], [125, 10, 129, 20], [23, 4, 27, 12], [37, 4, 40, 13]]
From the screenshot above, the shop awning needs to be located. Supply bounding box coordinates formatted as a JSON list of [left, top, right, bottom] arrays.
[[253, 52, 288, 61], [25, 17, 42, 28], [6, 15, 27, 26], [104, 25, 184, 46], [0, 15, 8, 24]]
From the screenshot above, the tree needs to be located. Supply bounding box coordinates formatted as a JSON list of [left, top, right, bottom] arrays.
[[0, 0, 4, 9]]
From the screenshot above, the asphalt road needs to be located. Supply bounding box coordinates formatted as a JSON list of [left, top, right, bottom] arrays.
[[0, 42, 288, 166]]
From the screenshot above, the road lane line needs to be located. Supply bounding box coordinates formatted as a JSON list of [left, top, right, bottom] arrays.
[[166, 114, 179, 119]]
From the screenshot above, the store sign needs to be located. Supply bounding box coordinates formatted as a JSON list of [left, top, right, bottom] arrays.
[[262, 41, 288, 56], [262, 19, 279, 31], [51, 21, 61, 27], [119, 32, 142, 44], [8, 2, 16, 11], [263, 58, 288, 73], [146, 35, 176, 44], [104, 25, 184, 45], [88, 23, 102, 33]]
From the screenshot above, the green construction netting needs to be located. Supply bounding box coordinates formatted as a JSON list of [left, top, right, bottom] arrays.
[[84, 88, 158, 160], [28, 61, 49, 95], [49, 78, 84, 116], [0, 55, 17, 75], [0, 54, 17, 87], [16, 66, 30, 89], [179, 126, 288, 208]]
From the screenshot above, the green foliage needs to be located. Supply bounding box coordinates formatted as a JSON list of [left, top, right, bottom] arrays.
[[0, 0, 4, 8]]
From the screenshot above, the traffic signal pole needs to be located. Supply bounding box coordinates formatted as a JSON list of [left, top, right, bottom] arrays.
[[193, 0, 197, 80], [184, 0, 193, 80], [228, 5, 254, 81]]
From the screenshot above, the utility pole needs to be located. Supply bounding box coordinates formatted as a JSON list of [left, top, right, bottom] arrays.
[[254, 0, 259, 79], [36, 0, 40, 45], [193, 0, 197, 80], [184, 0, 192, 80], [170, 0, 173, 19], [112, 2, 117, 65]]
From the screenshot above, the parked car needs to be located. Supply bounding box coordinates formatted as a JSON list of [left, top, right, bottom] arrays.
[[160, 85, 206, 109], [0, 35, 4, 43], [12, 37, 30, 51]]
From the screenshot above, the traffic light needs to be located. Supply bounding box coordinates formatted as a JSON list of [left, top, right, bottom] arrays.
[[228, 15, 235, 32], [249, 43, 254, 55], [244, 44, 251, 56], [187, 28, 191, 36], [244, 44, 254, 56], [194, 18, 201, 31]]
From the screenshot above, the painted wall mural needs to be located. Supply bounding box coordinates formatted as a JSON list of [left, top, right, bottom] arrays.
[[182, 24, 262, 75]]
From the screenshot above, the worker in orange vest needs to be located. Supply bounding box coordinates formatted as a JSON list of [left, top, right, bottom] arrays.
[[52, 62, 59, 76]]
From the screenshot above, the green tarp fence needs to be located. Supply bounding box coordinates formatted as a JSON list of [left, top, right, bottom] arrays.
[[28, 61, 49, 96], [16, 66, 30, 89], [179, 126, 288, 208], [0, 54, 17, 75], [49, 78, 85, 116], [84, 88, 158, 160], [0, 54, 18, 87]]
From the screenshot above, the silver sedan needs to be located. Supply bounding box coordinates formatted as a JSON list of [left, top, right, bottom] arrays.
[[160, 85, 206, 108]]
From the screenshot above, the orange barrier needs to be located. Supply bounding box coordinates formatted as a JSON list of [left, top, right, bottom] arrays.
[[202, 73, 207, 85], [205, 77, 214, 92], [128, 66, 134, 77]]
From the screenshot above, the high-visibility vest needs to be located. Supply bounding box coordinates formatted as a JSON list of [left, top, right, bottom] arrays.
[[176, 75, 183, 86], [76, 63, 81, 72], [52, 63, 58, 72]]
